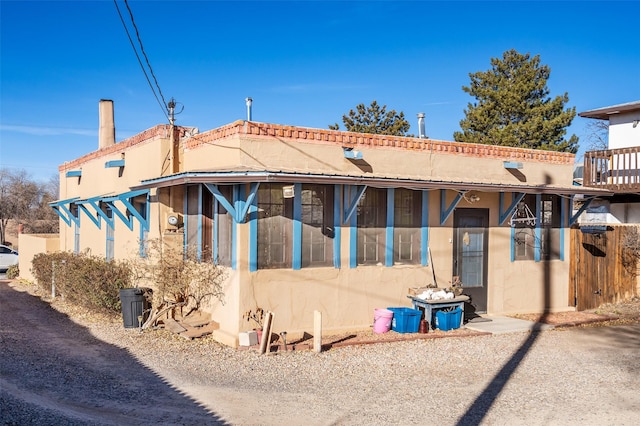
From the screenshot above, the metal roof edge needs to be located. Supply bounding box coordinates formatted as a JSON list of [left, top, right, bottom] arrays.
[[130, 171, 611, 196]]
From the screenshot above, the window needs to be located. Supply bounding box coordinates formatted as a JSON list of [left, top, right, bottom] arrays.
[[394, 189, 421, 264], [301, 184, 334, 267], [513, 194, 561, 261], [357, 188, 387, 265], [214, 185, 233, 267], [256, 183, 335, 270], [71, 203, 80, 254], [185, 185, 201, 258], [257, 183, 293, 269], [105, 204, 114, 261], [202, 188, 213, 261], [131, 196, 148, 257]]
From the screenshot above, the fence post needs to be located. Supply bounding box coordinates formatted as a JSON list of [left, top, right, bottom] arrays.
[[51, 261, 56, 298]]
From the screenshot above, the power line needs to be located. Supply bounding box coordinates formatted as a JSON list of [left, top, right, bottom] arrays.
[[113, 0, 170, 123]]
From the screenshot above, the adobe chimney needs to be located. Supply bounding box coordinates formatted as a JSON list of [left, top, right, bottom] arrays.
[[99, 99, 115, 149]]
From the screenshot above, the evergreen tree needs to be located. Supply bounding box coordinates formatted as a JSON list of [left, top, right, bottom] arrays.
[[329, 100, 411, 136], [454, 49, 578, 153]]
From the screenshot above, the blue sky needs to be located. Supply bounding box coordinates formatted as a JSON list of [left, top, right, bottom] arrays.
[[1, 0, 639, 183]]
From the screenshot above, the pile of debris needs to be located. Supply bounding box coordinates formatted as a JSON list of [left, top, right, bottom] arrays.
[[154, 309, 219, 340]]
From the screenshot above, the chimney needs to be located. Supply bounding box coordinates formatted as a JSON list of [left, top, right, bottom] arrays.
[[245, 97, 253, 121], [99, 99, 115, 149], [417, 112, 426, 139]]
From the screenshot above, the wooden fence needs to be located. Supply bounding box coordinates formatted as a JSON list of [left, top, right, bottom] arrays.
[[569, 225, 639, 310]]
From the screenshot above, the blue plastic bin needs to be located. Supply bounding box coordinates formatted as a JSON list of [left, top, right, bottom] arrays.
[[435, 307, 462, 331], [387, 307, 422, 333]]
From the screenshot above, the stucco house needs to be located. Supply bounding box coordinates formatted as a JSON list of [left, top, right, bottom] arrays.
[[50, 100, 609, 347]]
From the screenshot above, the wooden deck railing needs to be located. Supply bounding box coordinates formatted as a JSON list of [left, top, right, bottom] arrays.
[[583, 146, 640, 192]]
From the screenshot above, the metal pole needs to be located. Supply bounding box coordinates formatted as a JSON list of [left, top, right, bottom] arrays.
[[51, 261, 56, 298]]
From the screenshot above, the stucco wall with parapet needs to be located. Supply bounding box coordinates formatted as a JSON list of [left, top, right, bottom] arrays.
[[184, 121, 575, 187], [57, 126, 176, 257]]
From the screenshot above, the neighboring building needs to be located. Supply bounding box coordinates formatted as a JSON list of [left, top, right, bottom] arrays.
[[579, 100, 640, 223], [571, 101, 640, 309], [50, 100, 608, 347]]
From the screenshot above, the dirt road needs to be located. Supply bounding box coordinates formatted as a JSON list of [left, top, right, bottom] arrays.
[[0, 281, 225, 425]]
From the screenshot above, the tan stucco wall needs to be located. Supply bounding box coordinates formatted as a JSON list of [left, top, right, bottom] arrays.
[[58, 131, 171, 258], [202, 189, 574, 345], [185, 132, 574, 187], [17, 233, 60, 283], [61, 135, 171, 199]]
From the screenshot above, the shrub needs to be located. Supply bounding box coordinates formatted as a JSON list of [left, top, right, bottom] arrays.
[[6, 264, 19, 279], [128, 239, 227, 318], [31, 251, 132, 314]]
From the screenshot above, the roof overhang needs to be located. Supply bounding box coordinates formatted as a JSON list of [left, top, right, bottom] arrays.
[[578, 101, 640, 120], [131, 171, 612, 197]]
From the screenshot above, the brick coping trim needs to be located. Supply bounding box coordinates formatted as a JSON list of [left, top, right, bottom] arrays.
[[59, 120, 575, 172], [186, 120, 575, 165], [59, 125, 185, 172]]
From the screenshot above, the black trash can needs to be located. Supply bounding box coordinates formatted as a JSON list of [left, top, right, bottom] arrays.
[[119, 287, 152, 328]]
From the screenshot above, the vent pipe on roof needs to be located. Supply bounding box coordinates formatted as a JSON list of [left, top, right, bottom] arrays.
[[245, 97, 253, 121], [417, 112, 426, 139], [99, 99, 116, 149]]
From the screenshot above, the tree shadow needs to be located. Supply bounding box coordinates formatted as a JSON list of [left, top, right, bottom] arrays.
[[0, 281, 228, 425]]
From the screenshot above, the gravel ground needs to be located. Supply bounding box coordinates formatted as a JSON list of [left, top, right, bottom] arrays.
[[1, 279, 639, 425]]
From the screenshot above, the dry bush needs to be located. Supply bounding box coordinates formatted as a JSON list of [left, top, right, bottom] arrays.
[[621, 226, 640, 276], [128, 239, 227, 317]]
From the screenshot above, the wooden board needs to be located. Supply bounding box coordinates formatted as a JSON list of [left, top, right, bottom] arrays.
[[180, 321, 219, 339], [162, 318, 187, 334], [181, 313, 212, 328]]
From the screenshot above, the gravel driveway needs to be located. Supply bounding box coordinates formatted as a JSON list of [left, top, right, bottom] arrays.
[[1, 279, 639, 425]]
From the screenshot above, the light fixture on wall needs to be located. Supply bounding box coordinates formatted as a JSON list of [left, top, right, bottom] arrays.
[[463, 191, 480, 203]]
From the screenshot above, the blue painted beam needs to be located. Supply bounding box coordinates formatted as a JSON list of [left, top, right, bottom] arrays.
[[440, 190, 463, 225], [248, 187, 257, 272], [421, 190, 429, 266], [503, 161, 523, 169], [292, 183, 302, 270], [77, 203, 102, 228], [343, 147, 363, 160], [343, 185, 366, 223], [66, 170, 82, 178], [333, 184, 341, 269], [105, 159, 125, 168], [49, 197, 80, 227], [385, 189, 394, 267], [499, 192, 526, 225], [102, 189, 150, 231], [534, 194, 541, 262], [569, 196, 595, 225]]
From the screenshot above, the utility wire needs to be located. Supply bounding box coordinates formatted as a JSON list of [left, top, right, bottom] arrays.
[[113, 0, 170, 123]]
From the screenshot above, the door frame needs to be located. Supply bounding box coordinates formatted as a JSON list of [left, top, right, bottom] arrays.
[[453, 208, 489, 314]]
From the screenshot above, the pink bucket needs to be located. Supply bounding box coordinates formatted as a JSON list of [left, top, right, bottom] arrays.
[[373, 308, 394, 334]]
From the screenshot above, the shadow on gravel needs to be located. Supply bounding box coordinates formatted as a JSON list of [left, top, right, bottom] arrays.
[[456, 185, 553, 425], [0, 281, 227, 425]]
